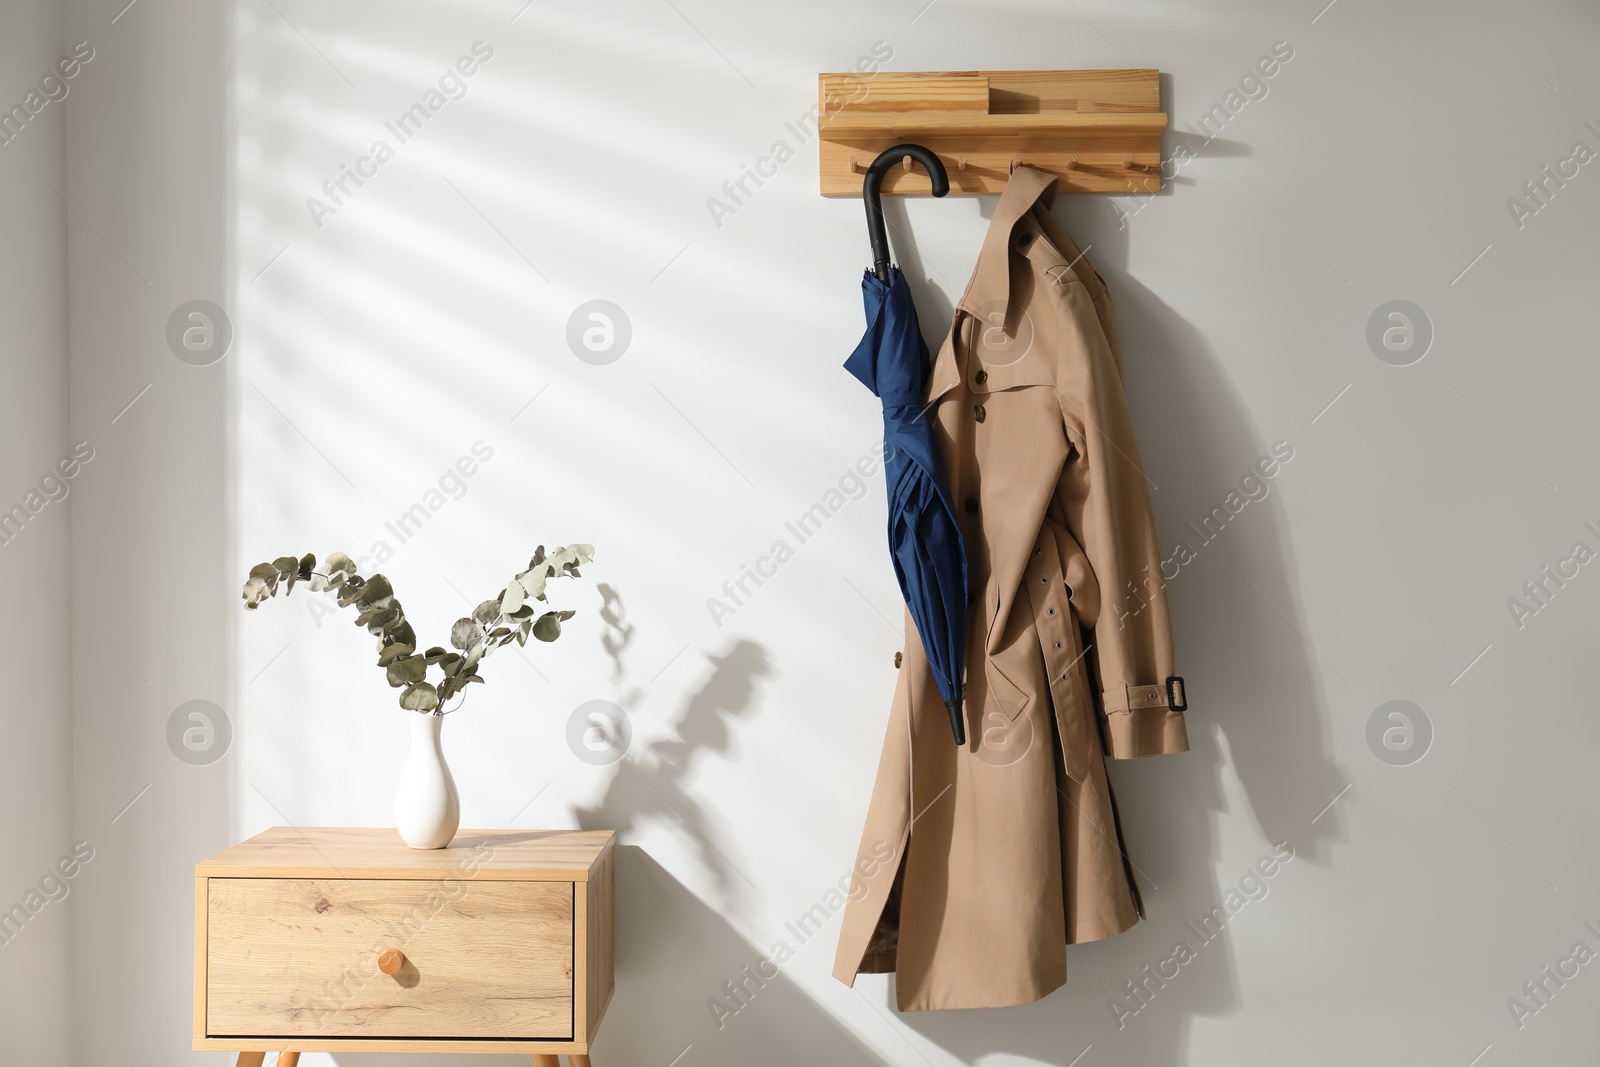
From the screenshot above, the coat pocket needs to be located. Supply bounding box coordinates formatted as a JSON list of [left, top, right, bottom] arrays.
[[984, 650, 1033, 723]]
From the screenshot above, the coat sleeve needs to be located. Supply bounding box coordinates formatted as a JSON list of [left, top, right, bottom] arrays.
[[1052, 277, 1189, 760]]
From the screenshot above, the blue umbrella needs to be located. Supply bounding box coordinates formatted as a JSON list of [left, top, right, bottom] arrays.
[[844, 145, 968, 745]]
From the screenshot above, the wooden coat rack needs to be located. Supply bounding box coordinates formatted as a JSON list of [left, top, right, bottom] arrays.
[[818, 69, 1166, 196]]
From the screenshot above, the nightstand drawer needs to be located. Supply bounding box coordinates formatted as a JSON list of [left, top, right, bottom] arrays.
[[206, 877, 574, 1040]]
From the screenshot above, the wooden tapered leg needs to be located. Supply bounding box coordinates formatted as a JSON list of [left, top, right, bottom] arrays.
[[235, 1055, 266, 1067], [277, 1054, 300, 1067], [569, 1056, 592, 1067], [531, 1057, 561, 1067]]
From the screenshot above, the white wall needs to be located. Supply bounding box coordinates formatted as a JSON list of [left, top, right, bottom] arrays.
[[18, 0, 1600, 1064], [60, 0, 230, 1065], [0, 2, 72, 1063]]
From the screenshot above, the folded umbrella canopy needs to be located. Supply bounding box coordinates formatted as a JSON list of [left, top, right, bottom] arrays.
[[843, 145, 969, 745]]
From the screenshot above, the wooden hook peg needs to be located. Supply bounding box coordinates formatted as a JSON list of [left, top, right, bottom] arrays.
[[1124, 153, 1136, 168], [378, 949, 405, 976], [1009, 154, 1022, 174], [1065, 154, 1079, 171], [902, 155, 912, 172], [847, 155, 859, 173], [957, 154, 968, 172]]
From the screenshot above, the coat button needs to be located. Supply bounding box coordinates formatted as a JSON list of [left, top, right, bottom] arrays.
[[1055, 642, 1063, 649], [963, 497, 978, 515], [973, 404, 986, 423], [1047, 608, 1055, 616], [975, 369, 988, 385], [895, 652, 903, 668]]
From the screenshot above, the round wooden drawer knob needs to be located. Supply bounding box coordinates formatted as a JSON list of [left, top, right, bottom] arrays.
[[378, 949, 405, 976]]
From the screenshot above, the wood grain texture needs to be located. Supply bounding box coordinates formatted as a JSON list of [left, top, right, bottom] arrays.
[[195, 827, 614, 1055], [818, 69, 1167, 196], [194, 878, 209, 1046], [206, 878, 573, 1039], [196, 827, 613, 881], [585, 845, 614, 1040], [822, 73, 989, 113], [199, 1036, 595, 1054]]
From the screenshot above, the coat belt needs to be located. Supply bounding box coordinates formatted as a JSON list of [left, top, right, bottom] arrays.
[[1022, 531, 1094, 782]]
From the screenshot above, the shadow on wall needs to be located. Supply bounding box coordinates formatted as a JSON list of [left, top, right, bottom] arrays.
[[576, 636, 772, 905], [570, 639, 892, 1064], [601, 846, 891, 1066], [878, 153, 1347, 1063]]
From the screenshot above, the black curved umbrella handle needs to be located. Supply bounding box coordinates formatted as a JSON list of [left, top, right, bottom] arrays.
[[864, 144, 950, 284]]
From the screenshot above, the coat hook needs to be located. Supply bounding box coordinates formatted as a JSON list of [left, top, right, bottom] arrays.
[[1009, 154, 1023, 174], [848, 155, 859, 173], [1123, 153, 1136, 168], [1065, 154, 1079, 171], [957, 154, 968, 172], [903, 155, 913, 172]]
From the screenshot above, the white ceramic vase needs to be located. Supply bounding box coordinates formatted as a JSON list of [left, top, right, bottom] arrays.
[[395, 712, 460, 849]]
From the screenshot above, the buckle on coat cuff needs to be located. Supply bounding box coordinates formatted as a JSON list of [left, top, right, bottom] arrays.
[[1165, 676, 1187, 712]]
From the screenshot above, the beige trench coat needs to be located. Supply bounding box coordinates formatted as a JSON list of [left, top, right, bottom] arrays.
[[833, 167, 1190, 1011]]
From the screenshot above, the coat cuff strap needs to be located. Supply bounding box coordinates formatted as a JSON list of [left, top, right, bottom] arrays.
[[1100, 683, 1170, 714], [1098, 683, 1191, 759]]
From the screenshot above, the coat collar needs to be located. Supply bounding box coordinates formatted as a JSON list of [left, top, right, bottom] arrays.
[[925, 166, 1060, 405], [956, 166, 1060, 325]]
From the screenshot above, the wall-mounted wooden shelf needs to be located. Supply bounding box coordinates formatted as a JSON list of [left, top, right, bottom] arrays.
[[818, 69, 1166, 196]]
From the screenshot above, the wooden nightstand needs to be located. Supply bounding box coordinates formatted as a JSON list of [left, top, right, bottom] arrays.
[[194, 827, 615, 1066]]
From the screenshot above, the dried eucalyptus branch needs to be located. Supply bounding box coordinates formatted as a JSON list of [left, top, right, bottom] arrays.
[[241, 545, 593, 715]]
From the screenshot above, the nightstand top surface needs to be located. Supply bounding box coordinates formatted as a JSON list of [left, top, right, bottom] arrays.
[[196, 826, 615, 881]]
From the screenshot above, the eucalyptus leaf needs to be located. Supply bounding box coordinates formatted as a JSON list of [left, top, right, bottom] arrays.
[[500, 580, 525, 614], [450, 618, 484, 650], [421, 646, 449, 664], [366, 608, 403, 635], [519, 569, 549, 602], [399, 682, 439, 712], [242, 576, 271, 609], [472, 599, 501, 627], [386, 655, 427, 687], [354, 603, 390, 626], [321, 551, 356, 590], [273, 556, 300, 593], [359, 574, 394, 604], [532, 612, 562, 642], [377, 642, 413, 666], [336, 576, 367, 607]]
